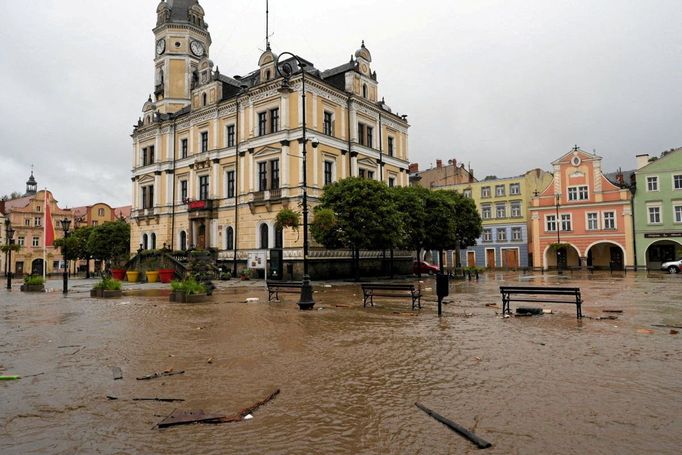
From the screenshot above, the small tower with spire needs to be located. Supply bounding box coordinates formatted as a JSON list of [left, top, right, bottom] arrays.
[[25, 169, 37, 196]]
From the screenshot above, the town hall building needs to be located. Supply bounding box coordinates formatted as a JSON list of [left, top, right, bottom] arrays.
[[130, 1, 411, 277]]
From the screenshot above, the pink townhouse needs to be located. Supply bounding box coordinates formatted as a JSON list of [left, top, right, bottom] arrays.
[[530, 148, 634, 270]]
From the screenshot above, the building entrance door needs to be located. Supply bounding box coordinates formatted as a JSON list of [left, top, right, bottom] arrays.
[[502, 249, 519, 270], [31, 258, 44, 275], [197, 224, 206, 250], [486, 249, 495, 269], [467, 251, 476, 267]]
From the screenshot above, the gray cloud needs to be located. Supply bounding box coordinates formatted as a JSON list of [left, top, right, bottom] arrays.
[[1, 0, 680, 206]]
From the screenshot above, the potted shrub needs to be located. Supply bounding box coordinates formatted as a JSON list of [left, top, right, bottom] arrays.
[[90, 277, 123, 298], [169, 276, 208, 303], [158, 253, 176, 283], [240, 268, 256, 281], [126, 269, 140, 283], [20, 275, 45, 293]]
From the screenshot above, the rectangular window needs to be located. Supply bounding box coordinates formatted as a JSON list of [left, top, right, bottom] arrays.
[[258, 162, 268, 191], [366, 126, 373, 148], [32, 237, 40, 247], [199, 175, 209, 200], [674, 175, 682, 190], [603, 211, 616, 229], [482, 229, 492, 242], [18, 236, 25, 246], [495, 185, 505, 197], [387, 137, 394, 157], [358, 124, 365, 146], [24, 218, 31, 226], [497, 229, 507, 242], [481, 205, 491, 219], [359, 168, 365, 179], [142, 146, 155, 166], [92, 221, 98, 227], [561, 214, 572, 231], [227, 171, 235, 198], [34, 217, 42, 227], [510, 183, 520, 195], [270, 159, 280, 189], [647, 176, 659, 191], [648, 206, 661, 224], [270, 108, 279, 133], [511, 202, 521, 218], [323, 111, 334, 136], [481, 186, 491, 198], [546, 215, 557, 232], [568, 185, 589, 201], [324, 161, 333, 186], [227, 125, 235, 147], [388, 177, 395, 188], [367, 170, 374, 180], [201, 132, 208, 153], [587, 212, 599, 230], [141, 185, 154, 209], [496, 204, 506, 218], [180, 180, 188, 201], [181, 139, 188, 158], [674, 205, 682, 223], [511, 227, 522, 241], [463, 189, 472, 198], [258, 112, 267, 136]]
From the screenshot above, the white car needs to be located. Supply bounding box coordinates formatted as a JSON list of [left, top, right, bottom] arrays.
[[661, 258, 682, 274]]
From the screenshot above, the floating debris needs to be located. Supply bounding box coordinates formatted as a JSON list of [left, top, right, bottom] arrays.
[[415, 402, 492, 449], [136, 370, 185, 381]]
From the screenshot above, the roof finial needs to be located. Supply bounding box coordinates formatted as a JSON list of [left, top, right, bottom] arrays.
[[573, 144, 579, 151], [361, 40, 365, 48]]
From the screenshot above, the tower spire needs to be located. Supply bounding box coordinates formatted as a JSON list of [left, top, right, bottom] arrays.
[[265, 0, 271, 50]]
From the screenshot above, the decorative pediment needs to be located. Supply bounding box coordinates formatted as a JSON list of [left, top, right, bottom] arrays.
[[138, 174, 155, 184], [569, 171, 585, 178], [358, 158, 376, 168], [254, 146, 281, 158]]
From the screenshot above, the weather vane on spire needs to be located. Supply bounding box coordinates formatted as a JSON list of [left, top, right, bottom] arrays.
[[265, 0, 273, 50]]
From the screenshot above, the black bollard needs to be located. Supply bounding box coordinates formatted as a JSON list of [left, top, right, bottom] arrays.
[[436, 273, 449, 317]]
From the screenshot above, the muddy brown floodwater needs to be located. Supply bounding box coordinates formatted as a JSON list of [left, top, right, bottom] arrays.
[[1, 272, 681, 454]]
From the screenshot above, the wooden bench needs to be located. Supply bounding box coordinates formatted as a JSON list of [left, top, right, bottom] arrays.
[[499, 286, 583, 319], [266, 281, 303, 302], [361, 283, 422, 310]]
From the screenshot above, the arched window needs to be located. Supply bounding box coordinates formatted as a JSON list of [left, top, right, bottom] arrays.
[[226, 227, 234, 250], [265, 70, 271, 80], [275, 227, 283, 248], [142, 233, 149, 250], [362, 84, 368, 98], [97, 208, 105, 216], [180, 231, 187, 251], [151, 233, 157, 250], [260, 224, 269, 249]]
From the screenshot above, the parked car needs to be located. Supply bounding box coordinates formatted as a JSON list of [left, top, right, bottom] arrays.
[[413, 261, 440, 275], [661, 258, 682, 274]]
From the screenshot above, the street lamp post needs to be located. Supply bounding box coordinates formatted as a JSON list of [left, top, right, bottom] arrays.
[[275, 51, 315, 310], [555, 193, 562, 275], [60, 218, 71, 294], [5, 220, 15, 290]]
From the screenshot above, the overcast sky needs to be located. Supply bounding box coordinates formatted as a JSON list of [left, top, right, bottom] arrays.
[[1, 0, 680, 207]]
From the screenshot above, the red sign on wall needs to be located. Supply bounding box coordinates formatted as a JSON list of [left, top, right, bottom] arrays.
[[188, 200, 207, 210]]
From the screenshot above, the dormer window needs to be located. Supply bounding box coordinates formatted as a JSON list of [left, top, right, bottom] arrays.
[[362, 84, 368, 98]]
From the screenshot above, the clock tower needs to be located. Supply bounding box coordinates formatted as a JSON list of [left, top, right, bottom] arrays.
[[153, 0, 212, 114]]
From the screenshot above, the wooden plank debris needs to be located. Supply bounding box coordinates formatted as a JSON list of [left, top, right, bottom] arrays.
[[136, 370, 185, 381], [415, 402, 492, 449]]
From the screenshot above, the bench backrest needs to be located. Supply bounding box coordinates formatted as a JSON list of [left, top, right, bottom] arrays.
[[267, 281, 303, 287], [500, 286, 580, 295], [361, 283, 416, 291]]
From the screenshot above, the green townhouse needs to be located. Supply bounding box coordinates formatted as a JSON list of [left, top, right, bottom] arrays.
[[633, 148, 682, 270]]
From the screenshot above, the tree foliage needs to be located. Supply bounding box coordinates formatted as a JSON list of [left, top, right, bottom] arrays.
[[312, 178, 403, 251], [54, 226, 93, 261], [86, 220, 131, 266]]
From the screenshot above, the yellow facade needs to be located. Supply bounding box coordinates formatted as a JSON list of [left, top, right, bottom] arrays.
[[131, 2, 410, 266]]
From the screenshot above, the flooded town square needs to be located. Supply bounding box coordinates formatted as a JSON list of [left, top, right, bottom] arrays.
[[1, 271, 681, 454]]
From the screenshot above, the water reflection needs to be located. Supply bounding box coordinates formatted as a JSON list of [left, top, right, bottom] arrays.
[[0, 272, 680, 454]]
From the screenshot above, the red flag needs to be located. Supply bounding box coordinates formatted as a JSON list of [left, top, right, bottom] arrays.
[[44, 191, 55, 247]]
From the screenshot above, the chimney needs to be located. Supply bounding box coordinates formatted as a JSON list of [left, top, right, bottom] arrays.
[[636, 154, 650, 169], [408, 163, 419, 173], [436, 159, 443, 168], [469, 169, 474, 183]]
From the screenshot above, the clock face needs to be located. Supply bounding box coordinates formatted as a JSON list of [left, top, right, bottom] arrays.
[[360, 63, 369, 74], [156, 39, 165, 55], [190, 41, 205, 57]]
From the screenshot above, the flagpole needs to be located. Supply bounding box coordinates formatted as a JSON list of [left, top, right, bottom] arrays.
[[43, 188, 47, 282]]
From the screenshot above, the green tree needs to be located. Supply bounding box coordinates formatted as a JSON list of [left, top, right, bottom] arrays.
[[312, 178, 403, 279], [87, 220, 131, 268]]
